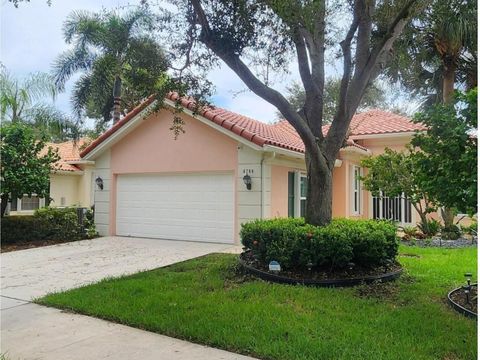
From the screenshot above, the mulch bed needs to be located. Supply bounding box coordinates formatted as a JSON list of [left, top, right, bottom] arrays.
[[1, 239, 80, 253], [449, 285, 477, 317], [240, 251, 402, 284]]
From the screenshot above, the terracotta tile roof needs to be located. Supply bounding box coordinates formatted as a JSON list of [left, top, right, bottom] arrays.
[[80, 94, 423, 158], [348, 109, 426, 136], [43, 139, 88, 172]]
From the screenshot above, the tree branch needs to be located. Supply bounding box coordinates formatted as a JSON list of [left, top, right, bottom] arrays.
[[326, 0, 418, 159], [190, 0, 319, 156]]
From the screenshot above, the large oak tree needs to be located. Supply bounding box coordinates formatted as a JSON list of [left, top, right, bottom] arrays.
[[160, 0, 421, 226]]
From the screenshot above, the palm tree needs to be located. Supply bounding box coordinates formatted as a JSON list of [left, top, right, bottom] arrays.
[[386, 0, 476, 107], [429, 0, 476, 103], [53, 8, 169, 124], [385, 0, 476, 228], [0, 66, 77, 141], [427, 0, 476, 227]]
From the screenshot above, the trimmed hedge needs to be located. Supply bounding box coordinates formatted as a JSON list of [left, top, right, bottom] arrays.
[[240, 218, 398, 271], [1, 207, 96, 244]]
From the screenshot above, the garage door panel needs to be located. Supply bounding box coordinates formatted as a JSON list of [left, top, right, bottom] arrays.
[[116, 173, 234, 243]]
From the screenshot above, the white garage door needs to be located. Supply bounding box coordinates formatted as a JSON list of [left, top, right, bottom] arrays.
[[116, 173, 235, 243]]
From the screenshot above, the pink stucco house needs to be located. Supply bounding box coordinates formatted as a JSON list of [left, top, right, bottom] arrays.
[[74, 93, 425, 244]]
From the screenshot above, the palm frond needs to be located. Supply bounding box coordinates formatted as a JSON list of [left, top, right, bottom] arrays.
[[71, 73, 93, 119], [24, 103, 79, 142], [52, 48, 96, 91], [63, 10, 104, 47], [22, 72, 57, 102]]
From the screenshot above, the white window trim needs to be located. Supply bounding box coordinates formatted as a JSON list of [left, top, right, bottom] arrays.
[[9, 195, 45, 214], [371, 191, 413, 226], [351, 165, 362, 216], [293, 172, 307, 217]]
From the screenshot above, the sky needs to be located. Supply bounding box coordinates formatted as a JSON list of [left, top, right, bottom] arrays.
[[0, 0, 302, 127], [1, 0, 416, 130]]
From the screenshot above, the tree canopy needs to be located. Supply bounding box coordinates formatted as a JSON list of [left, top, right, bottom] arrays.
[[0, 67, 78, 142], [385, 0, 477, 106], [53, 8, 170, 124], [360, 147, 437, 229], [412, 88, 477, 215], [0, 123, 59, 217], [156, 0, 421, 225], [278, 78, 402, 121]]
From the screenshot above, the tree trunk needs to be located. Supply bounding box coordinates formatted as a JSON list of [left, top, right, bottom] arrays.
[[112, 76, 122, 124], [1, 193, 9, 218], [442, 63, 456, 103], [441, 207, 455, 228], [441, 61, 456, 226], [305, 150, 333, 226]]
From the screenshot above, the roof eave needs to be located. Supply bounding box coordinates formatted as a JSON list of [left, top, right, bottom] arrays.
[[349, 131, 423, 140]]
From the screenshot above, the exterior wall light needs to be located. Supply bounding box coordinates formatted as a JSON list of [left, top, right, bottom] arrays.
[[243, 174, 252, 190], [95, 176, 104, 190]]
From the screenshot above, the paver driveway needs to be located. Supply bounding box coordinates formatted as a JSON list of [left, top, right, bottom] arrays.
[[1, 237, 254, 360]]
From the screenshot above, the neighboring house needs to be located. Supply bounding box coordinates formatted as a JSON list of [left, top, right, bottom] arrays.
[[7, 139, 94, 215], [77, 94, 426, 244]]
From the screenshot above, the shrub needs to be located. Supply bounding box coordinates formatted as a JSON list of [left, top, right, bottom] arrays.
[[402, 225, 418, 240], [1, 216, 43, 244], [417, 219, 441, 237], [240, 218, 398, 271], [1, 206, 91, 244], [441, 225, 462, 240], [35, 207, 82, 241], [461, 221, 477, 236]]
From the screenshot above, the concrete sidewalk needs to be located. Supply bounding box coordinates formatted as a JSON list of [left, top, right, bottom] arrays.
[[1, 237, 254, 360], [1, 302, 254, 360]]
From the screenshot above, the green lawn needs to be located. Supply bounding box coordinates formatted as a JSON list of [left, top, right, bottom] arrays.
[[37, 245, 477, 360]]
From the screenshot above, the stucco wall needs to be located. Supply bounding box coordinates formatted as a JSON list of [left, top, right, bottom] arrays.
[[270, 165, 290, 218], [269, 156, 306, 218], [49, 173, 81, 207], [93, 150, 111, 236], [110, 110, 238, 174], [332, 162, 348, 218], [108, 109, 239, 239], [237, 146, 269, 230]]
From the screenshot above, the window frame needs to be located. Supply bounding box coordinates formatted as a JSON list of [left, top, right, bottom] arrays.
[[351, 165, 362, 215], [9, 195, 45, 214], [299, 173, 307, 218], [371, 191, 413, 225]]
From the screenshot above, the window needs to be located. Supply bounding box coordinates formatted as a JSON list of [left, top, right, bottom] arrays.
[[372, 191, 412, 224], [288, 172, 295, 217], [10, 198, 18, 211], [300, 175, 307, 217], [9, 195, 43, 212], [352, 166, 361, 214], [288, 172, 307, 218], [21, 196, 40, 210]]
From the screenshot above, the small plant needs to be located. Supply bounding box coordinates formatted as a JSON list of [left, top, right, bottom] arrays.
[[461, 221, 478, 236], [402, 226, 418, 241], [441, 225, 462, 240], [84, 208, 98, 239], [417, 219, 441, 237]]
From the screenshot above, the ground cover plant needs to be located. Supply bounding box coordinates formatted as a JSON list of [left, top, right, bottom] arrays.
[[38, 245, 477, 360]]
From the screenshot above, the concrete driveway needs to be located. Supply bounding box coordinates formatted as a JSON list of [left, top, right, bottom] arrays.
[[1, 237, 254, 360]]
